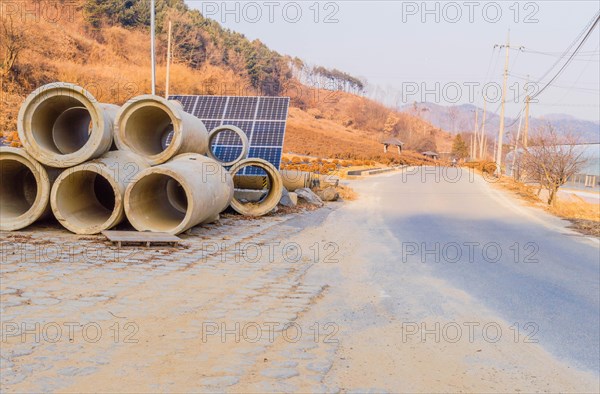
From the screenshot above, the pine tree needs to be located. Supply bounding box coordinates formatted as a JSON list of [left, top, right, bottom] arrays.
[[452, 134, 469, 159]]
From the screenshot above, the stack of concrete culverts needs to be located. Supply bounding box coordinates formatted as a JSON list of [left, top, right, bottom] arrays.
[[1, 82, 286, 235]]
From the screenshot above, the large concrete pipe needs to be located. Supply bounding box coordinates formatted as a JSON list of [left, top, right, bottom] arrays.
[[115, 95, 209, 165], [50, 151, 149, 235], [281, 170, 340, 190], [17, 82, 117, 168], [207, 125, 249, 167], [235, 171, 333, 192], [229, 158, 283, 217], [280, 170, 320, 191], [0, 147, 59, 231], [233, 175, 267, 190], [124, 154, 233, 235]]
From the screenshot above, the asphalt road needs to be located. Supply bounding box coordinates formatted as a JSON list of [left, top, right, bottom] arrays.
[[348, 166, 600, 374]]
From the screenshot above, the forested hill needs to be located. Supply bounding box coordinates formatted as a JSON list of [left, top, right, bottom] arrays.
[[84, 0, 365, 98]]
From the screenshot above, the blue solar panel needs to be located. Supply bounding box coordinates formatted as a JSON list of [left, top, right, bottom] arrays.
[[202, 120, 222, 132], [251, 122, 286, 146], [191, 96, 227, 119], [169, 95, 289, 174], [241, 147, 283, 176], [256, 97, 289, 121], [225, 97, 258, 120], [212, 145, 245, 162]]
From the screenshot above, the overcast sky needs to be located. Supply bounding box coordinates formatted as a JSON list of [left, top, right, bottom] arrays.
[[186, 1, 600, 122]]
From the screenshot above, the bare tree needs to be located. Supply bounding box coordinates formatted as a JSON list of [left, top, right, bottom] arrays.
[[522, 125, 588, 206], [0, 15, 30, 90]]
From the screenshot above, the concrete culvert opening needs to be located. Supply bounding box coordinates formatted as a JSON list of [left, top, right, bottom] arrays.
[[53, 107, 92, 154], [0, 159, 38, 221], [127, 173, 188, 233], [207, 125, 249, 166], [161, 125, 175, 151], [125, 106, 175, 156], [229, 158, 283, 217], [234, 169, 271, 205], [31, 96, 92, 155], [54, 171, 117, 231]]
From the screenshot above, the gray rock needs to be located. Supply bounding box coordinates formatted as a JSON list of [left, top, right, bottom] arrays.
[[0, 357, 14, 370], [260, 367, 300, 379], [57, 366, 98, 376], [306, 361, 333, 374], [234, 189, 267, 203], [255, 381, 299, 393], [295, 188, 324, 207], [279, 188, 297, 208], [1, 371, 28, 385], [7, 344, 36, 359], [272, 360, 299, 368], [282, 350, 316, 360], [288, 192, 298, 206], [21, 291, 50, 298], [316, 187, 339, 202], [198, 376, 240, 387], [31, 297, 60, 306]]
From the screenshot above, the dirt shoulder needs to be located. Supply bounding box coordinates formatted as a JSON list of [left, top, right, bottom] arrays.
[[488, 174, 599, 238]]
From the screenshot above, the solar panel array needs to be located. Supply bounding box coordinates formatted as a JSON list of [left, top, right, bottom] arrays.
[[169, 95, 289, 175]]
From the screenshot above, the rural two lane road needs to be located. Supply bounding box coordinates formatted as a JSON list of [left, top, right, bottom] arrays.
[[299, 166, 600, 392], [360, 166, 600, 372]]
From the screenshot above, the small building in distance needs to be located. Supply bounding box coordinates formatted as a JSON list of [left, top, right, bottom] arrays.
[[382, 138, 404, 155], [421, 151, 439, 160]]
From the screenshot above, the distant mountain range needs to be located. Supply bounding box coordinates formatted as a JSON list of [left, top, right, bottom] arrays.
[[399, 103, 600, 143]]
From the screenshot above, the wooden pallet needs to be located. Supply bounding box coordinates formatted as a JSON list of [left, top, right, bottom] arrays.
[[102, 231, 182, 248]]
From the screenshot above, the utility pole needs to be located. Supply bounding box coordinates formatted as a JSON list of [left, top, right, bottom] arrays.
[[150, 0, 156, 95], [492, 34, 525, 175], [482, 135, 487, 160], [495, 30, 510, 176], [470, 134, 474, 160], [165, 20, 173, 99], [473, 108, 479, 160], [479, 98, 487, 159], [523, 96, 530, 149], [511, 113, 524, 179]]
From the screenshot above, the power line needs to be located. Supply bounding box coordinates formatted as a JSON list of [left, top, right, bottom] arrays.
[[508, 72, 599, 93], [479, 12, 600, 137], [532, 12, 600, 100], [483, 46, 500, 85], [509, 46, 523, 70], [532, 11, 599, 87], [520, 49, 600, 57], [552, 43, 600, 105], [500, 11, 600, 125]]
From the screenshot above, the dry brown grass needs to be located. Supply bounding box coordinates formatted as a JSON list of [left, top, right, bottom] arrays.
[[336, 185, 358, 201], [550, 195, 600, 219], [496, 177, 543, 205], [495, 177, 600, 237], [549, 196, 600, 237], [285, 107, 440, 164], [1, 4, 246, 143]]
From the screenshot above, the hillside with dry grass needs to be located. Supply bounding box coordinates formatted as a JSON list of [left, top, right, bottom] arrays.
[[0, 0, 451, 164]]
